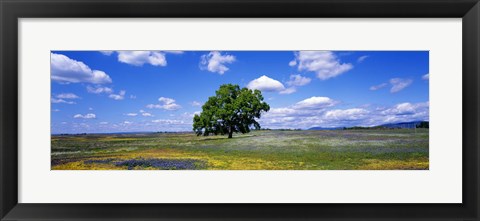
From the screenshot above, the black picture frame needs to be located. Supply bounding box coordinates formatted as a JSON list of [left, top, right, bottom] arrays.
[[1, 0, 479, 220]]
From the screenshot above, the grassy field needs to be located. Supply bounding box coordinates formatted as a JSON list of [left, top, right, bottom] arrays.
[[51, 129, 429, 170]]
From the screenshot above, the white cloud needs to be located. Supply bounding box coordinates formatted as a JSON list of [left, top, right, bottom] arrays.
[[147, 97, 181, 110], [73, 113, 96, 119], [164, 51, 184, 54], [79, 123, 90, 128], [52, 109, 60, 112], [290, 51, 353, 80], [357, 55, 369, 63], [376, 102, 429, 124], [369, 83, 388, 91], [87, 85, 113, 94], [99, 122, 109, 125], [117, 51, 167, 66], [200, 51, 236, 74], [99, 51, 114, 56], [270, 74, 312, 95], [51, 53, 112, 84], [137, 110, 153, 117], [279, 87, 296, 95], [324, 108, 369, 120], [109, 90, 126, 100], [263, 107, 298, 118], [159, 97, 175, 105], [383, 103, 415, 115], [56, 93, 80, 99], [152, 119, 185, 124], [51, 98, 75, 104], [370, 78, 413, 93], [191, 101, 202, 106], [288, 60, 297, 67], [123, 121, 133, 124], [247, 75, 285, 92], [422, 73, 429, 80], [126, 113, 138, 116], [381, 102, 429, 116], [293, 96, 337, 109], [390, 78, 413, 93], [142, 112, 153, 117], [259, 100, 428, 129], [130, 95, 137, 99], [286, 74, 311, 87]]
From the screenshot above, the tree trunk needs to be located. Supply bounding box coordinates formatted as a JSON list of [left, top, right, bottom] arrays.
[[228, 126, 233, 138]]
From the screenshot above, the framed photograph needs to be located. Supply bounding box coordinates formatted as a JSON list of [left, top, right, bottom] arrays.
[[1, 0, 479, 220]]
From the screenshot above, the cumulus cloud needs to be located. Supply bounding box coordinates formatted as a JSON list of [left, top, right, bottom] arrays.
[[258, 100, 429, 129], [87, 85, 126, 101], [117, 51, 167, 66], [376, 102, 429, 124], [381, 102, 429, 116], [109, 90, 126, 100], [390, 78, 413, 93], [288, 60, 297, 67], [142, 112, 153, 117], [370, 78, 413, 93], [79, 116, 192, 132], [127, 110, 154, 117], [152, 119, 185, 124], [56, 93, 80, 99], [357, 55, 369, 63], [51, 53, 112, 84], [257, 96, 338, 128], [369, 83, 388, 91], [293, 96, 337, 109], [247, 75, 286, 92], [73, 113, 96, 119], [422, 73, 429, 80], [279, 87, 296, 95], [289, 51, 353, 80], [286, 74, 311, 87], [147, 97, 181, 110], [200, 51, 236, 74], [99, 51, 114, 56], [191, 101, 202, 106], [164, 51, 184, 54], [324, 108, 369, 120], [87, 85, 113, 94], [51, 98, 75, 104], [267, 74, 312, 95]]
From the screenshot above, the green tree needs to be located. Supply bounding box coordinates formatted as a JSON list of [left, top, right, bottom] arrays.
[[193, 84, 270, 138], [416, 121, 429, 128]]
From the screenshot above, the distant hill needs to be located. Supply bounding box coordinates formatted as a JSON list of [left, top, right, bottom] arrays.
[[380, 121, 428, 129], [308, 121, 429, 130]]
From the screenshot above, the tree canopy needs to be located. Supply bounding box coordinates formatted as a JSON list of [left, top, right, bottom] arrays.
[[193, 84, 270, 138]]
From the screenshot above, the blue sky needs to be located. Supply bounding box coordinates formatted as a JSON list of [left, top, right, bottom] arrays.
[[51, 51, 429, 134]]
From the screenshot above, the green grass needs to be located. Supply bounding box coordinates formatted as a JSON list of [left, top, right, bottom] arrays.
[[51, 129, 429, 170]]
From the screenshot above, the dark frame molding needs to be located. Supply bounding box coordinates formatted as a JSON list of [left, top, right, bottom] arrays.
[[1, 0, 479, 220]]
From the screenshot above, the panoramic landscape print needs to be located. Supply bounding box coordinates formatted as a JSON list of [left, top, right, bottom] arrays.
[[51, 51, 429, 170]]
